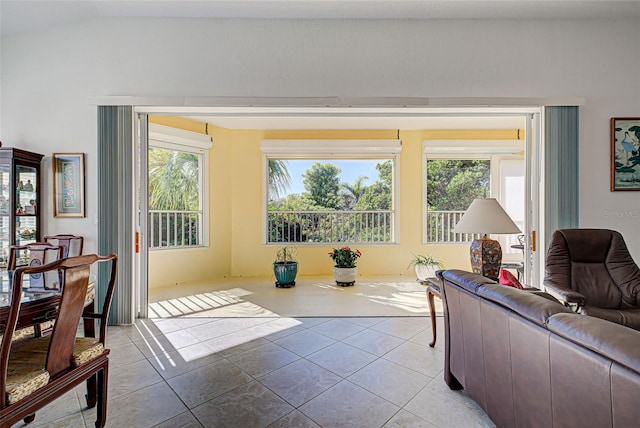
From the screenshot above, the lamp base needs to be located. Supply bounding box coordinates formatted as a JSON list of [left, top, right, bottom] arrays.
[[470, 237, 502, 281]]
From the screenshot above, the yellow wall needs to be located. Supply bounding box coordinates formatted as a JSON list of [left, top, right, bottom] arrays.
[[149, 116, 207, 134], [148, 116, 522, 288], [148, 117, 232, 288]]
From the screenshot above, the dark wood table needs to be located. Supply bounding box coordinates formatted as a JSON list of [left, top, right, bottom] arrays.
[[1, 293, 59, 333]]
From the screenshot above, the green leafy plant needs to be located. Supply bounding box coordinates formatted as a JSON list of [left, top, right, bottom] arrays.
[[407, 253, 444, 270], [329, 246, 362, 268], [274, 246, 298, 264]]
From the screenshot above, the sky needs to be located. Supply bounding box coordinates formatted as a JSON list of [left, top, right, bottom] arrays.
[[282, 159, 382, 196]]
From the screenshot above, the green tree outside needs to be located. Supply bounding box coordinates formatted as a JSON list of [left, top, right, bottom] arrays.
[[267, 159, 394, 243], [355, 161, 393, 210], [148, 147, 201, 247], [148, 147, 199, 210], [271, 194, 324, 211], [426, 159, 490, 211], [302, 162, 342, 209], [340, 175, 369, 209], [268, 159, 291, 201]]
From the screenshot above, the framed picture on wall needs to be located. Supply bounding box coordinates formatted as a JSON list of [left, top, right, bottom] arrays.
[[611, 117, 640, 191], [53, 153, 85, 217]]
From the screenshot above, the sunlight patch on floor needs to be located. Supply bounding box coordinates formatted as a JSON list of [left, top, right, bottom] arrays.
[[148, 288, 276, 318], [179, 301, 279, 318], [136, 317, 304, 364], [358, 292, 433, 313]]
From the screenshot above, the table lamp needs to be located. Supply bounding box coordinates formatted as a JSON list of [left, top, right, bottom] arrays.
[[453, 198, 521, 281]]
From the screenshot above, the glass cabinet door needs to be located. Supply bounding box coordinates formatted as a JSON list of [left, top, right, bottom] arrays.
[[0, 164, 9, 268], [15, 165, 38, 246]]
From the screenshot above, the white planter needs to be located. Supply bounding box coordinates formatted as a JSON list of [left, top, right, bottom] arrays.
[[415, 264, 438, 282], [333, 266, 357, 285]]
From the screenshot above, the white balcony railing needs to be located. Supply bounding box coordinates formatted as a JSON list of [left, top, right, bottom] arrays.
[[148, 209, 475, 248], [267, 210, 394, 244], [149, 210, 202, 249], [426, 210, 482, 243]]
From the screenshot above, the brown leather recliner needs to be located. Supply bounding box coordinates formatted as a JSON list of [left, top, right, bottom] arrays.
[[544, 228, 640, 330]]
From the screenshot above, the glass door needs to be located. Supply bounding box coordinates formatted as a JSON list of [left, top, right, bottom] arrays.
[[15, 165, 38, 247], [135, 113, 149, 318], [0, 164, 10, 269], [525, 112, 543, 286]]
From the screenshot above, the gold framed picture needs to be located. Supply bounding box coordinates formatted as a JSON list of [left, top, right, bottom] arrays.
[[611, 117, 640, 191], [53, 153, 85, 217]]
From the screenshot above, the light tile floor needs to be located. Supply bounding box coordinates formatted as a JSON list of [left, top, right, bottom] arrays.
[[13, 277, 493, 427], [147, 276, 438, 318], [16, 315, 495, 428]]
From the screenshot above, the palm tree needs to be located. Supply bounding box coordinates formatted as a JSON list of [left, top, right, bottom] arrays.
[[148, 147, 200, 210], [268, 159, 291, 200], [340, 175, 369, 209]]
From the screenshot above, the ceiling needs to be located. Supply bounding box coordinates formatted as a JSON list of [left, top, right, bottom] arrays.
[[2, 1, 639, 37]]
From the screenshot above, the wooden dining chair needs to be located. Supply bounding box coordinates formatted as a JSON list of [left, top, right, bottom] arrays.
[[7, 242, 66, 338], [43, 234, 84, 258], [8, 242, 65, 289], [0, 253, 118, 428]]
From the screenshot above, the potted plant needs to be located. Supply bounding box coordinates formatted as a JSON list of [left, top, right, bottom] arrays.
[[408, 253, 444, 282], [329, 246, 362, 286], [274, 246, 298, 288]]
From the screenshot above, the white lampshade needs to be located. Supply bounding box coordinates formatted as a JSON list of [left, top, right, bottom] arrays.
[[453, 198, 521, 235]]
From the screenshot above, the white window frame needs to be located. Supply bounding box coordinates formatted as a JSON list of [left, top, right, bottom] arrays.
[[422, 140, 524, 244], [148, 123, 212, 249], [260, 140, 402, 245]]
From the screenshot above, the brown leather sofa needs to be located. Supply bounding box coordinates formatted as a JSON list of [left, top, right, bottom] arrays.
[[544, 228, 640, 330], [438, 269, 640, 428]]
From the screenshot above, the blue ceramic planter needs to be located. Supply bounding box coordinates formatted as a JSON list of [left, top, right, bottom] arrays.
[[274, 261, 298, 288]]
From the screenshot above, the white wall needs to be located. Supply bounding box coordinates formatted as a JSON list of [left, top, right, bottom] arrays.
[[1, 17, 639, 258]]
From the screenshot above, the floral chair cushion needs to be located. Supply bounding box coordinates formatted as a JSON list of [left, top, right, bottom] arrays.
[[10, 335, 105, 366], [5, 340, 49, 404], [0, 320, 57, 344], [71, 338, 105, 366], [0, 326, 36, 344], [4, 335, 105, 404]]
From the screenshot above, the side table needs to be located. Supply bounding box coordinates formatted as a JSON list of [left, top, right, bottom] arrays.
[[422, 277, 441, 348]]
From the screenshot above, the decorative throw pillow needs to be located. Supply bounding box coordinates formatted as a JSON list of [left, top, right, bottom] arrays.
[[499, 268, 524, 290]]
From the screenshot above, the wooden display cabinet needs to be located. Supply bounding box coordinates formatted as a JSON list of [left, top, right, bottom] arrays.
[[0, 148, 44, 269]]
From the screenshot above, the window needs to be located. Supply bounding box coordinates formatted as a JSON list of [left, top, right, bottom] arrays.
[[425, 158, 491, 243], [147, 124, 211, 250], [423, 140, 524, 244], [261, 140, 401, 245]]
